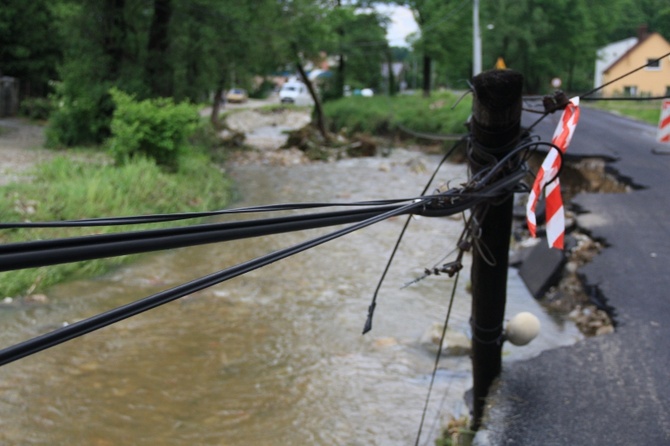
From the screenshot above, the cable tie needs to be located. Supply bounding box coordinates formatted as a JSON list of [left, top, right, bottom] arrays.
[[469, 318, 504, 345]]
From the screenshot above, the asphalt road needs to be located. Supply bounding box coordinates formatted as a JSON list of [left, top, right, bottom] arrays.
[[476, 105, 670, 445]]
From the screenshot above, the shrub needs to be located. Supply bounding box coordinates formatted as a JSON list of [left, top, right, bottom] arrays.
[[249, 79, 276, 99], [46, 83, 114, 147], [0, 154, 232, 297], [19, 97, 54, 121], [323, 91, 472, 138], [108, 88, 200, 170]]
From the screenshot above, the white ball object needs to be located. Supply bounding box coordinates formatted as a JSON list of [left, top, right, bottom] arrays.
[[505, 312, 541, 346]]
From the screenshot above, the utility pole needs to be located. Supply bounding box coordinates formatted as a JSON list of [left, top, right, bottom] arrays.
[[468, 69, 523, 430], [473, 0, 482, 76]]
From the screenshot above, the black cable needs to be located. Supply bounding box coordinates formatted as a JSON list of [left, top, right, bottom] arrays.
[[396, 124, 467, 142], [414, 269, 461, 446], [0, 199, 427, 367], [580, 51, 670, 99], [523, 54, 670, 133], [582, 95, 670, 101], [0, 165, 528, 273], [0, 151, 528, 365], [525, 111, 550, 133], [363, 137, 467, 334], [475, 140, 563, 187], [0, 198, 419, 229], [0, 204, 410, 271]]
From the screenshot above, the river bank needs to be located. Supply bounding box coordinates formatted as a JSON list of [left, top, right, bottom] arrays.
[[0, 110, 586, 445], [0, 144, 582, 445]]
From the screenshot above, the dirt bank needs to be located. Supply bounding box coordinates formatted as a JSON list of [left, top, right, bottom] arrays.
[[221, 107, 315, 166]]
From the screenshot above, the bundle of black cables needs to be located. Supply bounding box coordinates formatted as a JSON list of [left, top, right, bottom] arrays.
[[0, 149, 529, 366]]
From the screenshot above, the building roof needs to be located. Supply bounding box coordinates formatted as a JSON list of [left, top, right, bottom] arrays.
[[603, 31, 670, 73]]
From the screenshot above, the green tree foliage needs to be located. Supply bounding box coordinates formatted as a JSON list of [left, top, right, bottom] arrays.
[[341, 10, 389, 91], [602, 0, 670, 42], [11, 0, 667, 146], [48, 0, 285, 145], [481, 0, 598, 92], [108, 88, 199, 170], [398, 0, 472, 94], [320, 6, 389, 98], [422, 0, 472, 89], [396, 0, 670, 94], [47, 0, 151, 146], [0, 0, 61, 97]]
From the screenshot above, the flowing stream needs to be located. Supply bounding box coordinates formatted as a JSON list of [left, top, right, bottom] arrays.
[[0, 149, 581, 445]]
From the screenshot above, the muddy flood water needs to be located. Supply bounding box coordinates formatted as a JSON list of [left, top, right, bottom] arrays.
[[0, 149, 581, 445]]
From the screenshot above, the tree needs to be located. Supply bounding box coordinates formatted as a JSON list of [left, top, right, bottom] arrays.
[[602, 0, 670, 42], [49, 0, 281, 144], [398, 0, 472, 95], [275, 0, 337, 139], [48, 0, 146, 146], [334, 8, 388, 92], [146, 0, 173, 97], [403, 0, 437, 96], [0, 0, 61, 97], [481, 0, 602, 93]]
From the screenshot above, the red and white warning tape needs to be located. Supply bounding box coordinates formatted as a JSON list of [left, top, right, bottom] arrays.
[[526, 97, 581, 249], [658, 99, 670, 143]]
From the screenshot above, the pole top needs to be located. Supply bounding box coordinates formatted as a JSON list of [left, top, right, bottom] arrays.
[[470, 69, 524, 151]]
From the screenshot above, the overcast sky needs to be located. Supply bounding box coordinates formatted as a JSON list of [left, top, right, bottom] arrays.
[[375, 4, 420, 47]]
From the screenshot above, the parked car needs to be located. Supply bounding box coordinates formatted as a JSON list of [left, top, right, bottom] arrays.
[[225, 88, 248, 103], [353, 88, 374, 97], [279, 81, 314, 106]]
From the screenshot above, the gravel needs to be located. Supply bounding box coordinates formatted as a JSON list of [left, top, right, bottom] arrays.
[[0, 118, 54, 186]]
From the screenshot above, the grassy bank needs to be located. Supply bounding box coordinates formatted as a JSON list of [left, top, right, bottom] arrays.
[[323, 91, 473, 138], [583, 99, 663, 125], [0, 152, 232, 297]]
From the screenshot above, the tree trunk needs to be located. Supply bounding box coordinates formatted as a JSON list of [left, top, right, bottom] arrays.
[[336, 0, 345, 99], [336, 52, 345, 99], [211, 87, 224, 128], [146, 0, 173, 97], [102, 0, 126, 79], [295, 52, 328, 142], [386, 50, 396, 96], [422, 54, 431, 97]]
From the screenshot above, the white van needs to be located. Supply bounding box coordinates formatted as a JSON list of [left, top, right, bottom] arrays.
[[279, 81, 314, 106]]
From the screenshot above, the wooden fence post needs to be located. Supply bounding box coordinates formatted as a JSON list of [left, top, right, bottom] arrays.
[[468, 69, 523, 430]]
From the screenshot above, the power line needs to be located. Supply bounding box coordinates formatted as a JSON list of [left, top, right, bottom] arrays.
[[0, 199, 423, 367], [0, 166, 526, 273], [580, 51, 670, 99], [0, 140, 533, 365], [0, 198, 421, 228], [582, 95, 670, 102]]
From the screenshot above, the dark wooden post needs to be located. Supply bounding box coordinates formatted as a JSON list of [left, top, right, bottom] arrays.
[[469, 69, 523, 430]]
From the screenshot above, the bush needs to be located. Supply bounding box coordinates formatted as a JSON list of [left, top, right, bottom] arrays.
[[46, 82, 115, 148], [323, 91, 472, 138], [0, 154, 232, 297], [108, 88, 200, 170], [19, 97, 54, 121], [249, 79, 276, 99]]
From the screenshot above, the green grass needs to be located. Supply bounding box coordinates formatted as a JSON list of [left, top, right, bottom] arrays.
[[0, 153, 232, 297], [323, 91, 473, 138], [584, 99, 664, 125]]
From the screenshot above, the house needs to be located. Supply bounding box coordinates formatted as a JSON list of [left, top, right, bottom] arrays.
[[595, 27, 670, 97]]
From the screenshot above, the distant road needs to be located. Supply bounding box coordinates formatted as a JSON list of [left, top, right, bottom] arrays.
[[200, 94, 284, 118], [522, 104, 667, 186], [481, 100, 670, 445]]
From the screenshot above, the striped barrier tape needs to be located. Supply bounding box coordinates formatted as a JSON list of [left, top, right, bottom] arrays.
[[526, 96, 581, 249]]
